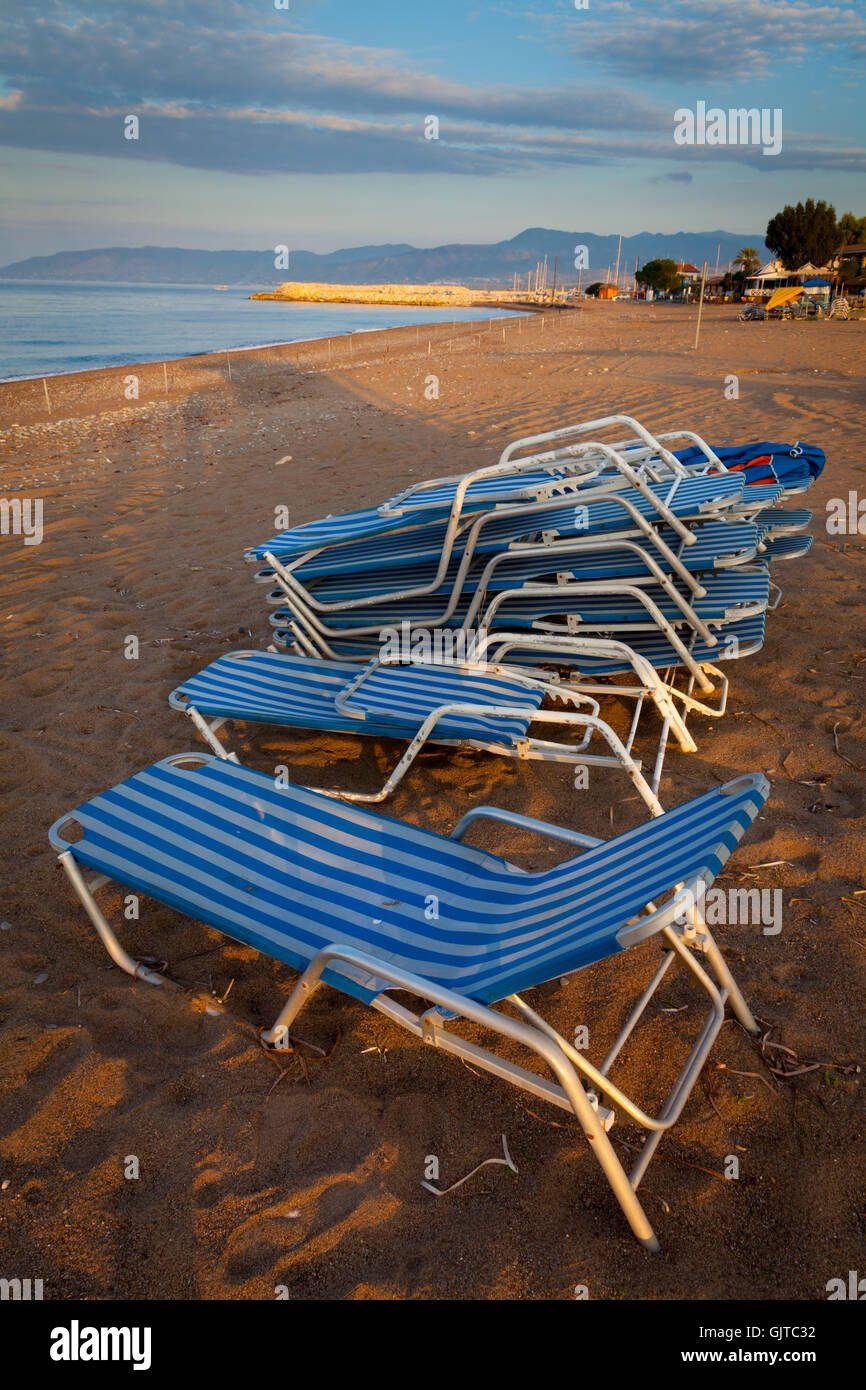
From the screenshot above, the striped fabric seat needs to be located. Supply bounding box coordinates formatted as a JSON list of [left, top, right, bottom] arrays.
[[763, 533, 813, 562], [727, 483, 784, 509], [249, 473, 745, 568], [268, 567, 770, 633], [170, 651, 544, 743], [49, 756, 768, 1005], [243, 480, 579, 565], [487, 612, 768, 675], [271, 517, 762, 606], [753, 507, 813, 536]]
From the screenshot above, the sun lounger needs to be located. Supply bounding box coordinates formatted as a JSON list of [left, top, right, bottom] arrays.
[[267, 566, 770, 703], [761, 533, 813, 563], [169, 651, 664, 812], [251, 471, 745, 575], [263, 610, 767, 790], [752, 507, 812, 537], [48, 752, 769, 1249]]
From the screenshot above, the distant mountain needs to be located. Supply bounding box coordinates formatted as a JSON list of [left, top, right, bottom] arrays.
[[0, 228, 759, 286], [0, 243, 416, 286]]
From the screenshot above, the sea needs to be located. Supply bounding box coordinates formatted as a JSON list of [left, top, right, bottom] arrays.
[[0, 280, 518, 381]]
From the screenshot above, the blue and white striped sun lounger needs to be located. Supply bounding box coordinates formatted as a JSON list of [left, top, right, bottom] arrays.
[[169, 651, 664, 811], [49, 752, 769, 1249], [254, 517, 762, 600], [752, 507, 813, 537], [250, 472, 746, 571], [761, 533, 813, 563], [270, 567, 770, 635], [487, 612, 768, 676], [267, 565, 770, 703], [265, 611, 768, 788]]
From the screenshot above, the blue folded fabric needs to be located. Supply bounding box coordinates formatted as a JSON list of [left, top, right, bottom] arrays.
[[674, 441, 825, 487]]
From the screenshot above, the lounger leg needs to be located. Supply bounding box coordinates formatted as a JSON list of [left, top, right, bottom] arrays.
[[260, 959, 325, 1046], [184, 706, 240, 763], [697, 927, 760, 1035], [570, 1103, 661, 1251], [58, 852, 166, 986], [261, 947, 661, 1251]]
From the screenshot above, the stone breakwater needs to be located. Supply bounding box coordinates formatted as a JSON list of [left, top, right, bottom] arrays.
[[250, 281, 533, 308]]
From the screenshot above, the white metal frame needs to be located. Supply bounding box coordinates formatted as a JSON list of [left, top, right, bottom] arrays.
[[52, 787, 761, 1251], [173, 655, 665, 814]]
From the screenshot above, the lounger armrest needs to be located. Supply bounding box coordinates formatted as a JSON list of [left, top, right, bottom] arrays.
[[49, 813, 85, 851], [616, 877, 706, 948], [450, 806, 604, 850]]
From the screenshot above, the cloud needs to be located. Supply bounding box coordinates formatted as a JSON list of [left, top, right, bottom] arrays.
[[568, 0, 866, 82], [0, 0, 862, 178], [0, 4, 663, 130], [648, 171, 694, 185]]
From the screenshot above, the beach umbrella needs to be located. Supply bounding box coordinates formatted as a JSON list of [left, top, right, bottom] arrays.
[[766, 286, 804, 311]]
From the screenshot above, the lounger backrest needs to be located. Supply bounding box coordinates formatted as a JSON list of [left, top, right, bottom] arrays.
[[49, 758, 768, 1006]]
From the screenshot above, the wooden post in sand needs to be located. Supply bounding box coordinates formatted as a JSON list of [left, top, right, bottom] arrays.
[[225, 350, 232, 381], [163, 362, 169, 393], [694, 260, 708, 350], [42, 378, 52, 413]]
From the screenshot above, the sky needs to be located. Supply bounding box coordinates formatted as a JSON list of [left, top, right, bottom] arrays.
[[0, 0, 864, 263]]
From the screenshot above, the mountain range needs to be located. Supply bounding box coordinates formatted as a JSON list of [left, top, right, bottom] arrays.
[[0, 228, 762, 286]]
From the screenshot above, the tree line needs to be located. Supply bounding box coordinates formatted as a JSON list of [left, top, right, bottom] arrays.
[[589, 202, 864, 299]]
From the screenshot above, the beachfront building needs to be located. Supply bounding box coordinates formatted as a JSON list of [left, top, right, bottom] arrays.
[[745, 254, 864, 304], [674, 262, 701, 297], [705, 267, 736, 302], [828, 243, 866, 299], [744, 258, 796, 300]]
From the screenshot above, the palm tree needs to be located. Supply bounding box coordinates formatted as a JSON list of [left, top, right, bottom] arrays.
[[733, 246, 761, 278]]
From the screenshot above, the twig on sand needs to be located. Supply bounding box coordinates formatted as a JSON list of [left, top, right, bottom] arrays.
[[750, 1018, 861, 1083], [614, 1136, 728, 1188], [700, 1072, 727, 1125], [421, 1134, 518, 1197], [257, 1026, 331, 1094], [716, 1062, 779, 1096], [832, 721, 863, 771]]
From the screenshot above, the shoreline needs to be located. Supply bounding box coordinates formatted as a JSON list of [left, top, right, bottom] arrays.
[[0, 307, 542, 427], [0, 289, 531, 392]]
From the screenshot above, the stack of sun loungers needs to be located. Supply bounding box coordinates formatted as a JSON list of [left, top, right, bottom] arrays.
[[49, 413, 823, 1252], [177, 415, 821, 794]]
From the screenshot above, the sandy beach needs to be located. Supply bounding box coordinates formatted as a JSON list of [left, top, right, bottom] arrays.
[[1, 300, 865, 1301]]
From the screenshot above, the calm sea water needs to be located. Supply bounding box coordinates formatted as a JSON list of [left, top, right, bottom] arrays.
[[0, 281, 518, 381]]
